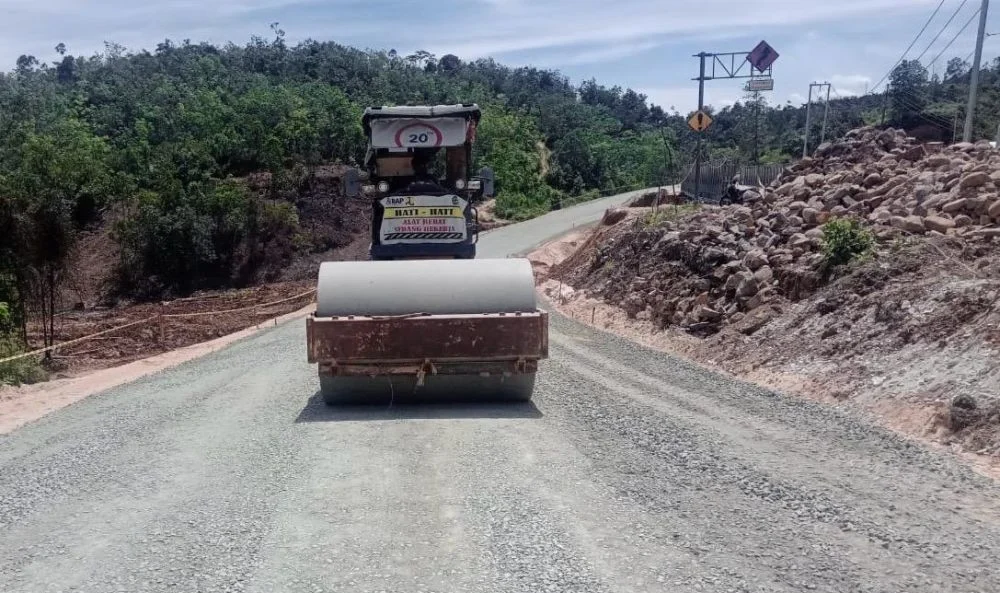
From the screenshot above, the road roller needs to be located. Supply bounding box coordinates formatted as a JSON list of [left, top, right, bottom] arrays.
[[306, 104, 548, 405]]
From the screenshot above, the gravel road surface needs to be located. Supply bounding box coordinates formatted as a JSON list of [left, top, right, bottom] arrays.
[[2, 188, 1000, 593]]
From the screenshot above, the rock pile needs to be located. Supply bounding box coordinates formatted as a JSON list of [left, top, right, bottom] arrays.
[[770, 127, 1000, 240], [563, 126, 1000, 336]]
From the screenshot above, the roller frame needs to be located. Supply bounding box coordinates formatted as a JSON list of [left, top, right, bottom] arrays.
[[307, 310, 547, 381]]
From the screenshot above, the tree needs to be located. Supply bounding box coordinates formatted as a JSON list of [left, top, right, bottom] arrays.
[[0, 32, 688, 300], [1, 118, 112, 350], [439, 54, 461, 72], [889, 60, 930, 127], [945, 57, 969, 82], [474, 104, 557, 219], [15, 55, 38, 76]]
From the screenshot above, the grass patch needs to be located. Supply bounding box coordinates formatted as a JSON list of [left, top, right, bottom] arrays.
[[0, 337, 48, 386], [643, 203, 701, 227]]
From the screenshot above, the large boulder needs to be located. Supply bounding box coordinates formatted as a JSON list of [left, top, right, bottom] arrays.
[[753, 265, 774, 284], [863, 172, 883, 188], [924, 215, 955, 233], [988, 199, 1000, 219], [788, 233, 812, 248], [900, 215, 927, 234], [926, 154, 951, 168], [959, 171, 991, 189], [736, 272, 759, 298], [943, 198, 967, 213], [804, 173, 825, 187], [743, 249, 768, 271], [802, 207, 819, 225]]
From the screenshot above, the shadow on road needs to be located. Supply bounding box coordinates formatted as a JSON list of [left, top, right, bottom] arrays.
[[295, 391, 543, 422]]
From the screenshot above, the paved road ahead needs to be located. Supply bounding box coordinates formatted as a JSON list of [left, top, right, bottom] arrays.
[[3, 190, 1000, 593]]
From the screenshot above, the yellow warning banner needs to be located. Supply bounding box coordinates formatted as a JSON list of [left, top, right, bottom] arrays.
[[384, 207, 464, 219]]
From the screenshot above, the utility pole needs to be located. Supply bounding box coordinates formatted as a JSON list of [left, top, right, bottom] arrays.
[[820, 82, 832, 146], [882, 88, 889, 125], [753, 90, 761, 164], [954, 109, 961, 143], [803, 82, 831, 157], [964, 0, 990, 142], [803, 84, 813, 158]]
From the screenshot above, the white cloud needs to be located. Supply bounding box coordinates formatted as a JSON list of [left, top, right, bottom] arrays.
[[0, 0, 962, 117], [422, 0, 941, 59], [641, 86, 739, 113], [0, 0, 944, 63], [531, 39, 664, 67], [830, 74, 871, 96], [788, 92, 807, 105]]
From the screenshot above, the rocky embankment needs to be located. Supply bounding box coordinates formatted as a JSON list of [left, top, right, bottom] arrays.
[[543, 127, 1000, 465]]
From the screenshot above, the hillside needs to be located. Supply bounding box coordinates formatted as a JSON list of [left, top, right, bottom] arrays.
[[0, 33, 683, 366], [540, 127, 1000, 462]]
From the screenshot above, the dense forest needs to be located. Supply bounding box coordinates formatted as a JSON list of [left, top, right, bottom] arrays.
[[0, 30, 682, 351], [1, 25, 998, 360]]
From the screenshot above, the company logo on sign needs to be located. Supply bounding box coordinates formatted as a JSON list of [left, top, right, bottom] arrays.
[[383, 196, 415, 207]]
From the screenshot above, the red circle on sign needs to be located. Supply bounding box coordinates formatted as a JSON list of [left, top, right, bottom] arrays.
[[395, 123, 444, 147]]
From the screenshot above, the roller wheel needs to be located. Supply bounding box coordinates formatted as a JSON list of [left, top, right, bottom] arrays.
[[319, 373, 535, 406]]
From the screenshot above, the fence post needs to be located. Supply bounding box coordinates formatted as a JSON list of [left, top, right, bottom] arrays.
[[158, 305, 165, 343]]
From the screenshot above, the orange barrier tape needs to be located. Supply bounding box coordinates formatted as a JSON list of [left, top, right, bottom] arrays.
[[0, 318, 154, 365], [162, 289, 316, 319], [0, 289, 317, 365]]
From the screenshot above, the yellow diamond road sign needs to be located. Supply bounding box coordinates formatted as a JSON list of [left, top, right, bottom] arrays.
[[688, 110, 713, 132]]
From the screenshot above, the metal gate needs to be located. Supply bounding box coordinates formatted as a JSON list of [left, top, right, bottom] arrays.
[[680, 163, 785, 203]]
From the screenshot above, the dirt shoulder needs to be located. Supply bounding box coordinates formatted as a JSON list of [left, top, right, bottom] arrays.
[[18, 281, 316, 379], [0, 302, 314, 435], [533, 198, 1000, 479]]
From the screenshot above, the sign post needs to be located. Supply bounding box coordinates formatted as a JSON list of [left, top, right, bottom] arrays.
[[690, 41, 778, 201]]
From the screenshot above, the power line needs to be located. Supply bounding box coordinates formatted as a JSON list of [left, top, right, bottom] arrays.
[[914, 0, 970, 63], [870, 0, 949, 92], [890, 89, 960, 127], [927, 6, 983, 69]]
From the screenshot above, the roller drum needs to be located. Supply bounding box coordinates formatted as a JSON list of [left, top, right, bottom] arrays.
[[319, 373, 535, 405], [315, 258, 537, 317]]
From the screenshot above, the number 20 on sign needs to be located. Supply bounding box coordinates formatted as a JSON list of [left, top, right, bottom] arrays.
[[688, 110, 713, 132]]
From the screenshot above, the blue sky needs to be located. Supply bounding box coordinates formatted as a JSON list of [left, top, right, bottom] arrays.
[[1, 0, 996, 112]]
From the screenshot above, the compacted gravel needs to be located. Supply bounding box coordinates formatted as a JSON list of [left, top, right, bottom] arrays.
[[1, 188, 999, 593]]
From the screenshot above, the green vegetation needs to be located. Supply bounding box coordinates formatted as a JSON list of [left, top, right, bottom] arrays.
[[685, 56, 1000, 165], [0, 302, 46, 386], [0, 33, 679, 328], [643, 203, 701, 227], [821, 218, 875, 268]]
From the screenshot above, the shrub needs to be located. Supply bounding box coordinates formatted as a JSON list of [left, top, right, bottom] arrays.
[[642, 203, 701, 227], [821, 218, 875, 267], [0, 335, 47, 386]]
